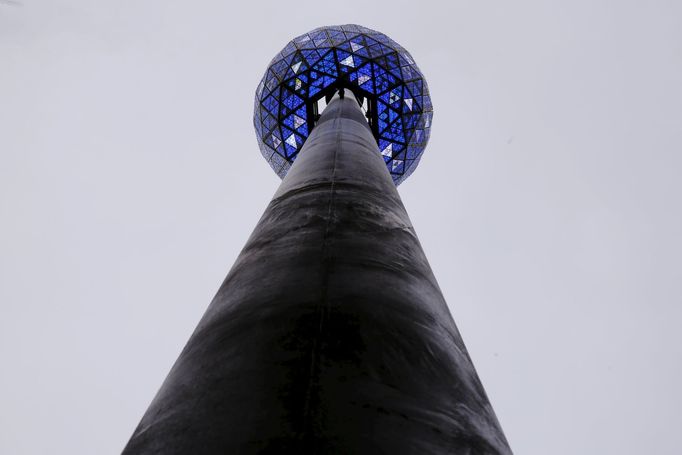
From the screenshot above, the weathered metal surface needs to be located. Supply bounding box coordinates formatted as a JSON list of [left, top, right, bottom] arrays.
[[123, 97, 511, 454]]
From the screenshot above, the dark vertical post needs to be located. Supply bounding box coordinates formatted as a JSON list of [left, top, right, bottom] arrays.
[[123, 97, 511, 454]]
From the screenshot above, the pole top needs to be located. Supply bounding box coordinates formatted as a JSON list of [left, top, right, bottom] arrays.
[[253, 25, 433, 185]]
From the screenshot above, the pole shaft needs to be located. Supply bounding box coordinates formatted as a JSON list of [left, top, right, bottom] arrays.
[[124, 97, 511, 454]]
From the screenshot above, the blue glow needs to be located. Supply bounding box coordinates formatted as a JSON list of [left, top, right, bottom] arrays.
[[254, 24, 433, 185]]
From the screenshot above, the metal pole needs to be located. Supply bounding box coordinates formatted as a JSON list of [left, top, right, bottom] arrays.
[[123, 96, 511, 454]]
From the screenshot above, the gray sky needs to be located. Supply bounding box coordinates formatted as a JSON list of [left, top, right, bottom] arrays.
[[1, 1, 681, 453]]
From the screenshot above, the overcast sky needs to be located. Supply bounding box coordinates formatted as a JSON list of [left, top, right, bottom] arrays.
[[1, 1, 681, 454]]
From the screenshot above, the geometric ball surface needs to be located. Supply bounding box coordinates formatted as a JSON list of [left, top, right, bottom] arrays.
[[254, 24, 433, 185]]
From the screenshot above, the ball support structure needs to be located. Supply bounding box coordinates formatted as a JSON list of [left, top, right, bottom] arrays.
[[123, 26, 512, 454]]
